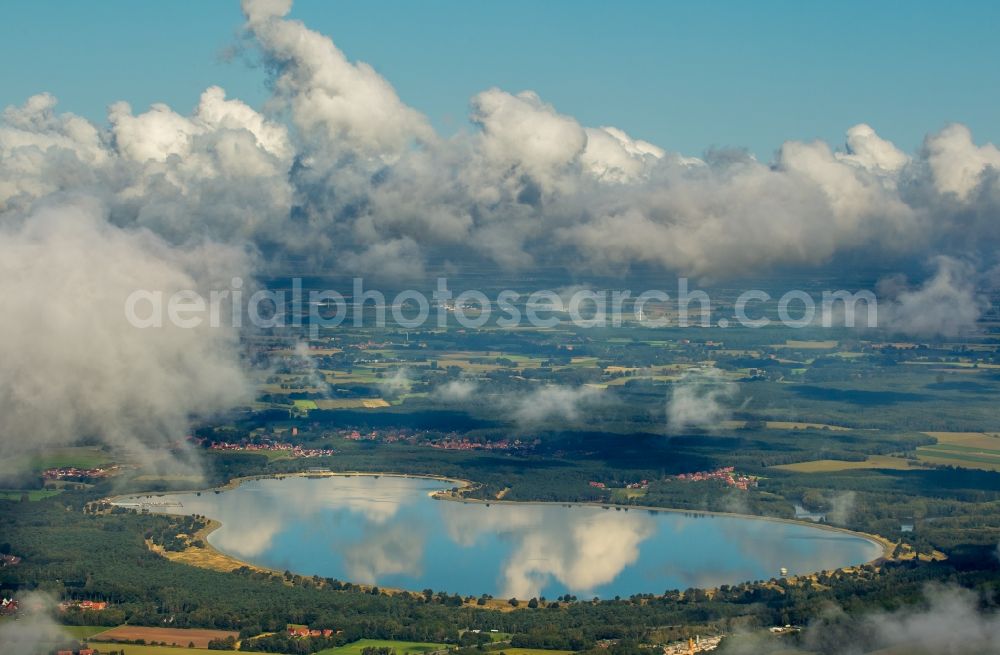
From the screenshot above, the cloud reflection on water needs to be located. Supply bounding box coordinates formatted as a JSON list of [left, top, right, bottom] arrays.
[[439, 502, 655, 598], [122, 476, 880, 598]]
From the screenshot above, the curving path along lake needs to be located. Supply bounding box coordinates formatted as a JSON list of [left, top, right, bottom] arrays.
[[121, 475, 883, 599]]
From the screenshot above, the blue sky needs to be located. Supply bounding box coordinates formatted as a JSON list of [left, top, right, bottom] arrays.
[[2, 0, 998, 158]]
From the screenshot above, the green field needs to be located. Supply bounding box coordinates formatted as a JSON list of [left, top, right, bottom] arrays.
[[23, 446, 113, 471], [324, 369, 382, 384], [133, 473, 205, 482], [491, 648, 575, 655], [317, 638, 451, 655], [89, 643, 211, 655], [62, 625, 112, 639], [610, 488, 647, 501], [0, 488, 64, 501]]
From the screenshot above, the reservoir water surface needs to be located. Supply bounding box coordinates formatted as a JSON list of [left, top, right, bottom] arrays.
[[123, 475, 883, 599]]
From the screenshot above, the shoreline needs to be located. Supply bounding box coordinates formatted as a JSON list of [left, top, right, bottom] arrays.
[[145, 516, 283, 577], [110, 470, 894, 595], [112, 471, 476, 592], [431, 490, 895, 561], [108, 470, 477, 505]]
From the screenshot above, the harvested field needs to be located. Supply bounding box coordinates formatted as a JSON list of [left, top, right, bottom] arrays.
[[314, 398, 390, 409], [722, 420, 853, 431], [772, 455, 922, 472], [916, 431, 1000, 471], [90, 625, 239, 648]]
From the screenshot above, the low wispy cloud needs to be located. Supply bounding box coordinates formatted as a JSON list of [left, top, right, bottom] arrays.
[[807, 583, 1000, 654], [666, 368, 738, 433], [826, 491, 857, 526], [878, 256, 987, 338], [0, 592, 73, 655], [291, 340, 329, 396], [435, 378, 479, 402], [721, 584, 1000, 654], [0, 201, 250, 481], [378, 367, 412, 400], [434, 378, 605, 426], [510, 384, 604, 426]]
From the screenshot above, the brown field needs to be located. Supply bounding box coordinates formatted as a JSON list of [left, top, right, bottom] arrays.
[[916, 431, 1000, 472], [916, 454, 1000, 472], [313, 398, 390, 409], [258, 384, 327, 394], [722, 420, 853, 431], [927, 367, 983, 374], [766, 421, 853, 431], [604, 365, 640, 374], [904, 360, 1000, 369], [270, 347, 342, 357], [90, 626, 239, 648], [603, 364, 686, 385], [922, 431, 1000, 448], [434, 353, 552, 373], [773, 455, 922, 473], [604, 374, 680, 386], [434, 359, 500, 372], [323, 369, 380, 384], [773, 340, 839, 349]]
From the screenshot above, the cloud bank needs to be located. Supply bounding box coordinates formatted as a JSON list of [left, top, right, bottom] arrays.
[[0, 0, 999, 287], [0, 201, 250, 480], [1, 0, 998, 474], [510, 384, 604, 426], [803, 583, 1000, 655]]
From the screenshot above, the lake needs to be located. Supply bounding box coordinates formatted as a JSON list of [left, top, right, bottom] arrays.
[[121, 475, 883, 599]]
